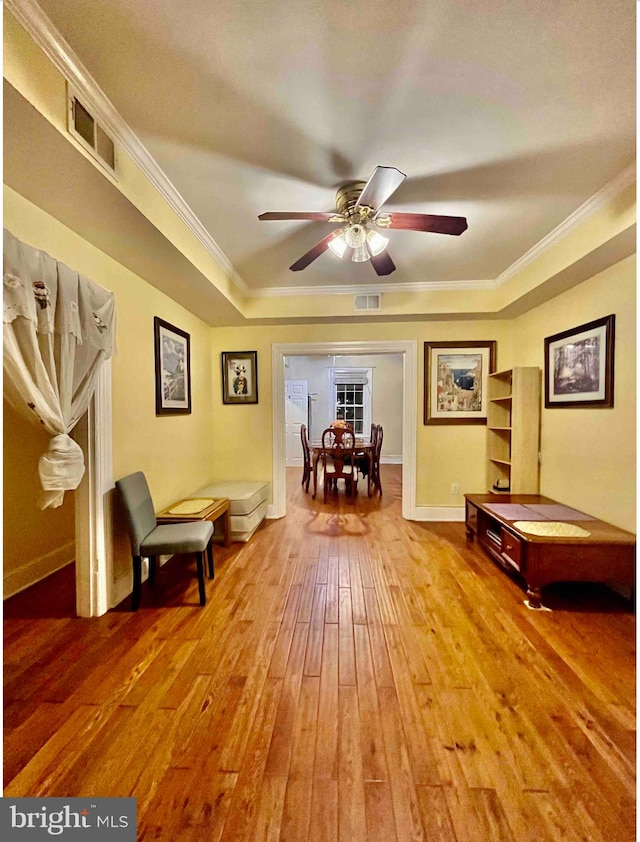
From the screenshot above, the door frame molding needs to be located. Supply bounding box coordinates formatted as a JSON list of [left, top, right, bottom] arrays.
[[271, 340, 417, 519], [74, 360, 113, 617]]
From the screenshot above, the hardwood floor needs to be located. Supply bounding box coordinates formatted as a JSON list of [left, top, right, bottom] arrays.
[[4, 465, 635, 840]]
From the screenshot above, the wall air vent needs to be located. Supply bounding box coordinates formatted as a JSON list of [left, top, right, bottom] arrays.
[[67, 87, 116, 175], [354, 294, 381, 311]]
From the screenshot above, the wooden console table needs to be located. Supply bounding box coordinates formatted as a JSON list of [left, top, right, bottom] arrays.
[[156, 497, 231, 547], [464, 493, 635, 608]]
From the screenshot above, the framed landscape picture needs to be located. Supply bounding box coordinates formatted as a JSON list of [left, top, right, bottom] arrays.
[[154, 317, 191, 414], [424, 340, 496, 425], [544, 314, 615, 408], [222, 351, 258, 404]]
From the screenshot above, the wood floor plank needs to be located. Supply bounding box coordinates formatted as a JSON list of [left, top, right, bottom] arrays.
[[377, 686, 427, 841], [248, 775, 286, 842], [354, 623, 389, 783], [218, 620, 281, 773], [314, 623, 339, 779], [383, 624, 442, 785], [415, 785, 458, 841], [349, 554, 368, 624], [309, 778, 338, 842], [264, 622, 310, 777], [338, 684, 367, 842], [4, 703, 119, 796], [362, 586, 395, 689], [3, 466, 634, 841], [338, 586, 356, 686], [136, 767, 200, 841], [172, 772, 239, 842], [273, 676, 320, 839], [217, 676, 283, 842], [364, 781, 399, 841], [303, 584, 326, 677]]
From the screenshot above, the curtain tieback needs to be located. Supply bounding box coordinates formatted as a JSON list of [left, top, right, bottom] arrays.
[[38, 433, 85, 509]]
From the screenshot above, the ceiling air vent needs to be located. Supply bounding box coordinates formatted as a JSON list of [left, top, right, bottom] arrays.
[[67, 87, 116, 175], [354, 294, 381, 311]]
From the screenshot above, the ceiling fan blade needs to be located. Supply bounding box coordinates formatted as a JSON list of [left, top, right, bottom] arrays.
[[381, 212, 468, 235], [259, 211, 343, 222], [355, 166, 406, 213], [289, 230, 342, 271], [369, 249, 396, 276]]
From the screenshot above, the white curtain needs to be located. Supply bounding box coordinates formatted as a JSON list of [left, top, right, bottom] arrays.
[[3, 229, 116, 509]]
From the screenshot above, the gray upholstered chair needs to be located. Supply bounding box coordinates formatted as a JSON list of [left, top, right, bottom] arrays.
[[115, 471, 214, 611]]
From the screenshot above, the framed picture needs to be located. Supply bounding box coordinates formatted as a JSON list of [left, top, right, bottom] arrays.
[[154, 317, 191, 415], [424, 340, 497, 425], [222, 351, 258, 404], [544, 314, 615, 408]]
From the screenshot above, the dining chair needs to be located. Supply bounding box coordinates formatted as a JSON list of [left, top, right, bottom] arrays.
[[301, 424, 311, 492], [115, 471, 214, 610], [357, 423, 374, 489], [319, 426, 358, 501], [370, 424, 384, 495]]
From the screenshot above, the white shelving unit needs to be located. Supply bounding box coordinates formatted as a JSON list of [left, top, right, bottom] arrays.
[[486, 367, 540, 494]]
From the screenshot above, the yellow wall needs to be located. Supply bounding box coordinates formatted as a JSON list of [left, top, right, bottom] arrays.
[[210, 321, 513, 508], [4, 186, 216, 586], [3, 401, 75, 593], [512, 255, 635, 531]]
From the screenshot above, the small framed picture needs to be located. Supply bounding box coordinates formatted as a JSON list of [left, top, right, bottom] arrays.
[[424, 340, 497, 424], [222, 351, 258, 404], [154, 317, 191, 415], [544, 315, 615, 408]]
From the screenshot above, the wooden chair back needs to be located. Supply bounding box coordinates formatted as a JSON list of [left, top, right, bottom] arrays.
[[300, 424, 311, 491], [320, 427, 358, 501], [371, 424, 383, 494]]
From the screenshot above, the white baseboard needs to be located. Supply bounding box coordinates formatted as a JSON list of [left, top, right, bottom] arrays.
[[410, 506, 465, 522], [3, 541, 75, 598]]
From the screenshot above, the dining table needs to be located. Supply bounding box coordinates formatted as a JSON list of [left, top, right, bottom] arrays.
[[309, 437, 374, 499]]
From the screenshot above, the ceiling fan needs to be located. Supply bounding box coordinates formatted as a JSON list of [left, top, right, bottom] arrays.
[[258, 166, 468, 276]]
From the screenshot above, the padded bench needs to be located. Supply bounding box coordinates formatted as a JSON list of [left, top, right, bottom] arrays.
[[193, 480, 269, 542]]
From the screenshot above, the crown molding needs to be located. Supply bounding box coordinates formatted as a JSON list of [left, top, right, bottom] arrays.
[[251, 278, 497, 297], [5, 0, 250, 296], [495, 161, 636, 288]]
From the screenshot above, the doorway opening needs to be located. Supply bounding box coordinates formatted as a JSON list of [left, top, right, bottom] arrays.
[[272, 340, 417, 520]]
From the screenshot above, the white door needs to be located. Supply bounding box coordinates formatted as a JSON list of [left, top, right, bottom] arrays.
[[285, 380, 308, 466]]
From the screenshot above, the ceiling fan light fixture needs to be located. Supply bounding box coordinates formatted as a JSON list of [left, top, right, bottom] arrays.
[[259, 164, 468, 277], [366, 229, 389, 256], [344, 223, 367, 249], [328, 231, 348, 258], [351, 243, 370, 263]]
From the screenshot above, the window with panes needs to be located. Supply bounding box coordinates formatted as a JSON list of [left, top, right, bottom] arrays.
[[335, 383, 365, 434]]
